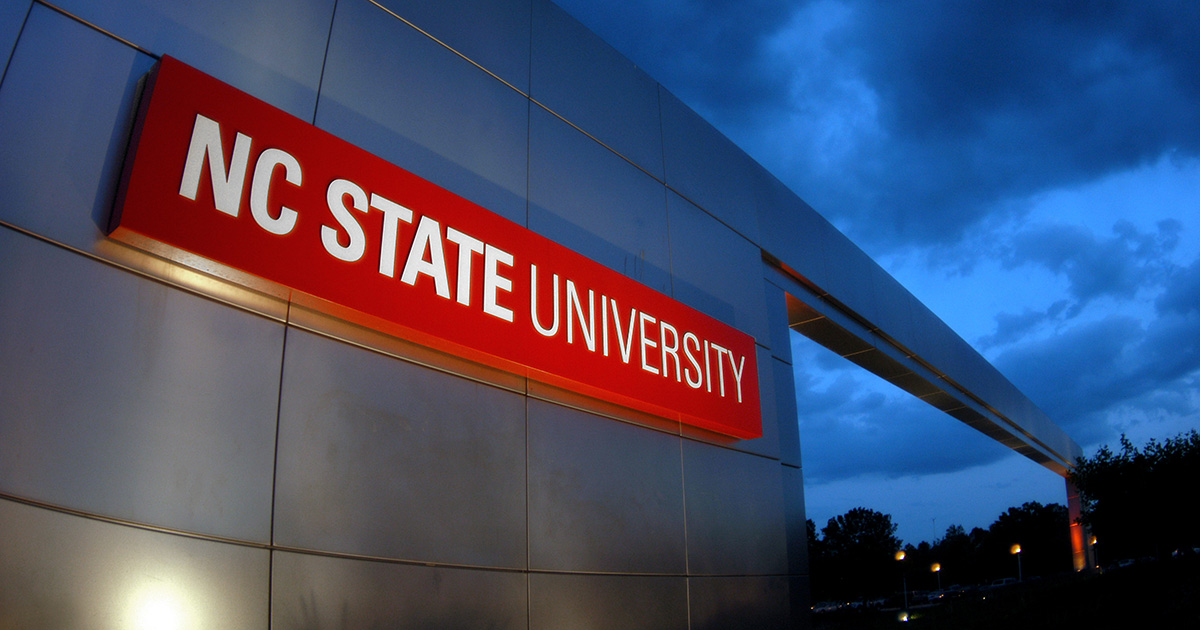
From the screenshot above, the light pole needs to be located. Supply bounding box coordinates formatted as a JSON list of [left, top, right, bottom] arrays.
[[895, 550, 908, 612], [1090, 536, 1099, 569], [1010, 544, 1022, 582], [931, 562, 942, 592]]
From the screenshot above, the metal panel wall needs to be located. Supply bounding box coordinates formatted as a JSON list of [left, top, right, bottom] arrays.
[[660, 87, 762, 244], [774, 356, 804, 466], [530, 0, 664, 178], [273, 328, 528, 569], [316, 0, 530, 226], [50, 0, 334, 119], [0, 1, 27, 73], [667, 191, 771, 344], [0, 4, 154, 252], [271, 551, 528, 629], [374, 0, 533, 92], [688, 576, 791, 630], [0, 498, 269, 630], [0, 229, 282, 542], [530, 573, 689, 630], [528, 105, 673, 294], [527, 400, 686, 574], [764, 278, 795, 364], [682, 440, 788, 576], [0, 2, 813, 628]]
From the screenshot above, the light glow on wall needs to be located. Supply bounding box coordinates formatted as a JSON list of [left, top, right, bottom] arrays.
[[129, 584, 188, 630]]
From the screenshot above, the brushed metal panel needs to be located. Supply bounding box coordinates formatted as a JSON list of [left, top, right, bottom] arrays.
[[754, 165, 833, 292], [0, 0, 27, 72], [317, 0, 529, 226], [531, 0, 664, 178], [51, 0, 334, 118], [530, 573, 688, 630], [374, 0, 532, 92], [764, 279, 793, 364], [682, 440, 788, 576], [668, 191, 771, 343], [781, 464, 809, 576], [773, 357, 802, 467], [0, 498, 269, 629], [821, 231, 882, 328], [0, 9, 291, 321], [872, 272, 919, 351], [660, 87, 761, 243], [753, 345, 783, 459], [0, 229, 283, 542], [790, 576, 813, 629], [527, 399, 686, 574], [528, 105, 672, 295], [273, 328, 527, 568], [271, 551, 527, 630], [0, 4, 154, 251], [688, 576, 789, 630]]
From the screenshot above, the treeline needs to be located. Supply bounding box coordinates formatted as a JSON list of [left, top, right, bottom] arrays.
[[805, 430, 1200, 604], [1069, 429, 1200, 562], [806, 502, 1070, 603]]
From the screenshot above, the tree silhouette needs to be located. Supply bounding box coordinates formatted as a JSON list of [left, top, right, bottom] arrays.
[[1070, 430, 1200, 562], [812, 507, 901, 601]]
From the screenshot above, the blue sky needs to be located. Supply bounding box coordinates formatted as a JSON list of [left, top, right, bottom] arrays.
[[556, 0, 1200, 544]]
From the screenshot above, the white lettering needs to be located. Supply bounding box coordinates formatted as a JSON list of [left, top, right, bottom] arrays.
[[703, 340, 712, 393], [483, 245, 514, 322], [639, 312, 659, 375], [610, 299, 637, 364], [370, 193, 414, 277], [400, 215, 451, 299], [248, 148, 300, 235], [728, 352, 746, 403], [179, 113, 250, 217], [659, 320, 680, 382], [683, 332, 703, 389], [711, 342, 729, 397], [322, 179, 368, 262], [601, 295, 610, 357], [530, 264, 560, 336], [566, 279, 596, 351], [446, 227, 484, 305]]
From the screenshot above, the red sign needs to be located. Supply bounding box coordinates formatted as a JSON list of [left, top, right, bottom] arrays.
[[111, 56, 762, 439]]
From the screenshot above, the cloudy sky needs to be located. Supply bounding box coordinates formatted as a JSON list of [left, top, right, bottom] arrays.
[[556, 0, 1200, 544]]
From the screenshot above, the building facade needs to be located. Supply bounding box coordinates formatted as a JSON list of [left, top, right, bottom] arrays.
[[0, 1, 1082, 628]]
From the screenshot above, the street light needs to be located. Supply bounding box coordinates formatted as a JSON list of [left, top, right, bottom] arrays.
[[895, 551, 908, 612], [931, 562, 942, 592], [1090, 536, 1099, 569], [1010, 544, 1022, 582]]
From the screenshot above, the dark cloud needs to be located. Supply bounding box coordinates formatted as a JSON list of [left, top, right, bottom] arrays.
[[977, 302, 1066, 350], [796, 0, 1200, 249], [994, 265, 1200, 446], [1157, 256, 1200, 315], [998, 219, 1180, 316], [559, 0, 1200, 253]]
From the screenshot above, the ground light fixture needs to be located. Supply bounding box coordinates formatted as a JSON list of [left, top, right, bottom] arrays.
[[1011, 544, 1023, 581]]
